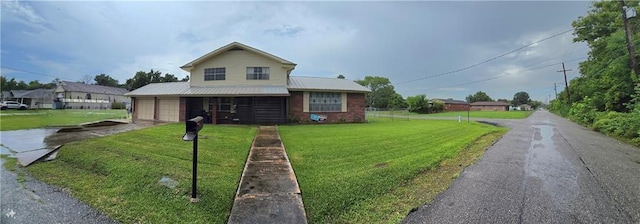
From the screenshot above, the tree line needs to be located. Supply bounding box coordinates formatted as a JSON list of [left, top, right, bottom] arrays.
[[0, 70, 189, 92], [550, 0, 640, 146], [353, 75, 542, 113]]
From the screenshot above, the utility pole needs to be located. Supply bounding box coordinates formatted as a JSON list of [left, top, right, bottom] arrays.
[[619, 0, 640, 80], [557, 63, 572, 104], [554, 83, 558, 99]]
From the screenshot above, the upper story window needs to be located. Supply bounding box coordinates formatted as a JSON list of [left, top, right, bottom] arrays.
[[205, 67, 226, 81], [309, 92, 342, 112], [246, 67, 269, 80]]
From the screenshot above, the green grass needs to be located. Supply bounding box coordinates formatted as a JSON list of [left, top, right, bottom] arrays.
[[279, 119, 505, 223], [367, 110, 533, 119], [26, 124, 256, 223], [0, 109, 127, 131]]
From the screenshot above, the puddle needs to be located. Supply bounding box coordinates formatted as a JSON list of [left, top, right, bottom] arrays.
[[0, 129, 58, 153], [525, 125, 578, 206]]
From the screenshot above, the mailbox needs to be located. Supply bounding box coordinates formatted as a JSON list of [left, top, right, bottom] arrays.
[[183, 116, 205, 202], [183, 116, 203, 141]]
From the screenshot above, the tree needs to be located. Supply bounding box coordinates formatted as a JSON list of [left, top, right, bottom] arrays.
[[80, 75, 93, 84], [431, 100, 444, 113], [465, 91, 492, 103], [355, 76, 400, 108], [27, 80, 42, 90], [497, 98, 511, 104], [125, 69, 163, 90], [512, 91, 531, 106], [181, 75, 190, 81], [406, 94, 429, 113], [388, 93, 406, 109], [337, 74, 346, 79], [161, 73, 179, 82], [94, 74, 119, 87]]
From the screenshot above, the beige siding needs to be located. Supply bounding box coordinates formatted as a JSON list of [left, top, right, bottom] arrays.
[[190, 50, 289, 87], [158, 98, 179, 122], [137, 98, 155, 120], [341, 93, 347, 112], [303, 92, 309, 112]]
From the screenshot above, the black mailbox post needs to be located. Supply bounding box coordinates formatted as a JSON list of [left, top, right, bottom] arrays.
[[183, 116, 204, 202]]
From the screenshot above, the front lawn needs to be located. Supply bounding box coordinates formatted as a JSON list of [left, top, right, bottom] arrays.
[[279, 119, 505, 223], [21, 120, 505, 223], [0, 109, 127, 131], [424, 110, 533, 119], [25, 124, 256, 223], [367, 110, 533, 119]]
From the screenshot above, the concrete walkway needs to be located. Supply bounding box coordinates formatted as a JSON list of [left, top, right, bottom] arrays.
[[228, 126, 307, 224]]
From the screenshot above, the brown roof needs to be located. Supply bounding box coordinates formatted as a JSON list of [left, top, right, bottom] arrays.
[[470, 101, 510, 106]]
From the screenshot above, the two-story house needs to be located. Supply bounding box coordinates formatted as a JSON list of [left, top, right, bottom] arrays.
[[126, 42, 370, 124]]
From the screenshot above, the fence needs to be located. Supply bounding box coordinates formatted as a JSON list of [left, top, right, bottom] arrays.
[[365, 108, 411, 121]]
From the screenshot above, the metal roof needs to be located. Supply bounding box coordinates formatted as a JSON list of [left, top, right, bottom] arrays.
[[57, 81, 129, 95], [126, 82, 290, 97], [127, 76, 370, 97], [435, 99, 469, 105], [287, 76, 371, 93]]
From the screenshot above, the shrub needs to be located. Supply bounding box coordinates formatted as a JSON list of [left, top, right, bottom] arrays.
[[111, 102, 126, 109]]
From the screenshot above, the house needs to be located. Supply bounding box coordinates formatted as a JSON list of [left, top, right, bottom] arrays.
[[470, 101, 510, 111], [518, 104, 532, 111], [1, 89, 54, 109], [54, 81, 130, 109], [126, 42, 371, 124], [436, 99, 470, 111]]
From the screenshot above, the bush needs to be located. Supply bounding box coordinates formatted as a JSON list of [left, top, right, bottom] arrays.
[[592, 111, 640, 140], [111, 102, 126, 109]]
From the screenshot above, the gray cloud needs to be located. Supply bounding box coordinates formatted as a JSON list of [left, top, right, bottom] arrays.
[[1, 1, 592, 102]]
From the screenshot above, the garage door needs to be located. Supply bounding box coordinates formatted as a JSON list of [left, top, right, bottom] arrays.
[[137, 98, 154, 120], [158, 98, 179, 122]]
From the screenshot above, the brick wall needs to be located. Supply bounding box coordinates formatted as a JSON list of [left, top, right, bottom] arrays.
[[289, 91, 366, 123], [445, 103, 470, 111]]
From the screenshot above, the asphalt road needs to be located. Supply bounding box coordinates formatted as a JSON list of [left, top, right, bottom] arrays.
[[403, 110, 640, 223], [0, 159, 117, 224]]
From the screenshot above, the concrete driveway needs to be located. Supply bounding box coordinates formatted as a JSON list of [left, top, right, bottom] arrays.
[[403, 110, 640, 223]]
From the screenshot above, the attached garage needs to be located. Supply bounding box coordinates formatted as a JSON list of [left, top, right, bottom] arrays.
[[158, 98, 180, 122], [136, 98, 155, 120]]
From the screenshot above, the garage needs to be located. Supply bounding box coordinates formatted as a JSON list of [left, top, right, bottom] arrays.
[[136, 98, 155, 120], [157, 98, 179, 122]]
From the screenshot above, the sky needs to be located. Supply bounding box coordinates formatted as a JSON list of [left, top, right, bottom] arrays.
[[1, 0, 593, 102]]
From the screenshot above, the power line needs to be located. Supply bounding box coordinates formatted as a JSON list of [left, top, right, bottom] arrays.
[[428, 56, 586, 91], [396, 28, 574, 85], [0, 66, 60, 79]]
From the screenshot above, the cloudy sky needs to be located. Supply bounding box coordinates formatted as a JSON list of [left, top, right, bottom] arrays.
[[1, 1, 593, 102]]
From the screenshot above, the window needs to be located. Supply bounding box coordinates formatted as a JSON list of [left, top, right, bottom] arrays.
[[218, 97, 232, 112], [246, 67, 269, 80], [205, 68, 225, 81], [309, 92, 341, 112], [85, 93, 91, 99]]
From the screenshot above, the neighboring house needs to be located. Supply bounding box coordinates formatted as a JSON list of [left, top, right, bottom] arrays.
[[519, 104, 532, 111], [470, 101, 510, 111], [54, 81, 130, 109], [436, 99, 470, 111], [1, 89, 54, 109], [126, 42, 371, 124]]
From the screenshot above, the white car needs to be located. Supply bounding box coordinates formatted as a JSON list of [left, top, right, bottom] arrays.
[[1, 101, 29, 110]]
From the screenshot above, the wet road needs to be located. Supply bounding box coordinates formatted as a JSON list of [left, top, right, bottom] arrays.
[[403, 110, 640, 223]]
